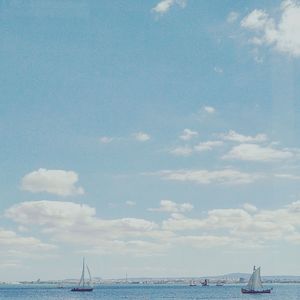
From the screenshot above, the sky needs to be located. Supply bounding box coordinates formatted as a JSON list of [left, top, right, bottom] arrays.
[[1, 0, 300, 281]]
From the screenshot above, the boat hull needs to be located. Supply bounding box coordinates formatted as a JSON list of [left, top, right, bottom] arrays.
[[71, 288, 93, 292], [241, 288, 271, 294]]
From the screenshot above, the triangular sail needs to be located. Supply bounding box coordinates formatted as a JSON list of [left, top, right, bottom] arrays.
[[86, 264, 93, 287], [246, 267, 263, 291], [78, 258, 85, 287], [71, 258, 93, 292]]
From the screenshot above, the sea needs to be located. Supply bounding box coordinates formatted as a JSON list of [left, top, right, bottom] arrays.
[[0, 284, 300, 300]]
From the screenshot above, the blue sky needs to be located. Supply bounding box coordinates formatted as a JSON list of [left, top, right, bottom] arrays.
[[1, 0, 300, 281]]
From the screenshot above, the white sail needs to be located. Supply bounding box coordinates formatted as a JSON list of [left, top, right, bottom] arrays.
[[86, 264, 93, 287], [246, 267, 263, 291], [78, 258, 85, 287], [71, 258, 93, 292]]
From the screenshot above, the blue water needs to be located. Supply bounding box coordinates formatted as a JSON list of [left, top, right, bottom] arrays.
[[0, 284, 300, 299]]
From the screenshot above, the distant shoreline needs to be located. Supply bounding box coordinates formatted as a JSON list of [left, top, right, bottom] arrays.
[[3, 276, 300, 286]]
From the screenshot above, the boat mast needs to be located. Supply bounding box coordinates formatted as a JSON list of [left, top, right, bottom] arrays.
[[86, 264, 92, 287], [82, 257, 85, 287]]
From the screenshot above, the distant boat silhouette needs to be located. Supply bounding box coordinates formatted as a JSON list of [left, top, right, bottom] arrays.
[[189, 280, 197, 286], [71, 258, 93, 292], [201, 279, 209, 286], [241, 266, 271, 294]]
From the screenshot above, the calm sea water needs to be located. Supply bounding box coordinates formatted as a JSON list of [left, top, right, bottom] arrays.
[[0, 284, 300, 300]]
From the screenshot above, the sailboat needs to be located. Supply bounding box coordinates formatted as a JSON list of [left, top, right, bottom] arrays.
[[241, 266, 271, 294], [189, 280, 197, 286], [71, 258, 93, 292], [201, 279, 209, 286]]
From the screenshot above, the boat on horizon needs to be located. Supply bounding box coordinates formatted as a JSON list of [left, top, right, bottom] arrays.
[[189, 280, 197, 286], [71, 258, 93, 292], [241, 266, 271, 294], [201, 279, 209, 286]]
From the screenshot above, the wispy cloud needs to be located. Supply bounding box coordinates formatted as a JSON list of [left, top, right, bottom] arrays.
[[152, 0, 187, 16], [133, 132, 151, 142], [174, 235, 235, 248], [194, 140, 223, 152], [0, 227, 56, 263], [227, 11, 239, 23], [179, 128, 198, 141], [100, 136, 114, 144], [243, 203, 258, 213], [203, 106, 216, 114], [221, 130, 267, 143], [275, 173, 300, 180], [213, 66, 223, 74], [223, 143, 294, 162], [169, 146, 193, 156], [149, 200, 193, 213], [155, 169, 262, 185], [170, 139, 223, 156]]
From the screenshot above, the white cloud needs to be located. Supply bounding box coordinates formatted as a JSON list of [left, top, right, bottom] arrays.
[[174, 235, 235, 248], [170, 140, 223, 156], [213, 66, 223, 74], [203, 106, 216, 114], [157, 169, 262, 185], [163, 208, 252, 231], [275, 173, 300, 180], [221, 130, 267, 143], [194, 140, 223, 152], [6, 201, 95, 227], [7, 199, 300, 253], [126, 200, 136, 206], [227, 11, 239, 23], [162, 201, 300, 246], [241, 0, 300, 57], [179, 128, 198, 141], [6, 201, 157, 236], [5, 201, 165, 256], [133, 132, 151, 142], [21, 169, 84, 196], [243, 203, 258, 213], [100, 136, 114, 144], [152, 0, 187, 16], [169, 146, 193, 156], [149, 200, 193, 213], [81, 239, 170, 257], [223, 143, 294, 162], [241, 9, 271, 30], [0, 228, 55, 251]]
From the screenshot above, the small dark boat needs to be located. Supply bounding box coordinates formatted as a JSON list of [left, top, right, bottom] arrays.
[[241, 288, 271, 294], [71, 258, 94, 292], [57, 284, 64, 289], [71, 287, 93, 292], [201, 279, 209, 286], [241, 266, 271, 294]]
